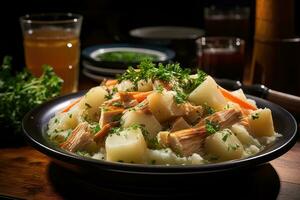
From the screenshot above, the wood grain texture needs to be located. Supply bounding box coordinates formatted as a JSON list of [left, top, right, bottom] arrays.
[[0, 147, 62, 200], [0, 142, 299, 200]]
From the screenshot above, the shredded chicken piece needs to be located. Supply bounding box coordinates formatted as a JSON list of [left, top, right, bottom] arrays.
[[181, 103, 203, 124], [195, 108, 242, 129], [119, 92, 139, 108], [135, 100, 152, 115], [164, 108, 242, 156], [104, 92, 139, 108], [168, 127, 206, 156], [60, 122, 95, 152], [99, 107, 124, 128]]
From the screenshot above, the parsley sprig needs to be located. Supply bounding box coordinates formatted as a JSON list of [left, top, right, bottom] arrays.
[[118, 60, 207, 104], [205, 120, 220, 135], [0, 56, 63, 133]]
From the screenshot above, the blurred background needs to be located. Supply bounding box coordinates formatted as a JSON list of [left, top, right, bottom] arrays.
[[0, 0, 266, 67], [0, 0, 300, 95]]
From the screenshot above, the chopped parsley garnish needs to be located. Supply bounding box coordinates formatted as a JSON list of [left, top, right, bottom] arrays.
[[76, 151, 90, 157], [222, 131, 231, 142], [117, 60, 207, 100], [109, 126, 123, 136], [155, 84, 164, 93], [105, 87, 118, 100], [112, 87, 118, 93], [85, 103, 92, 108], [227, 144, 240, 151], [112, 101, 123, 107], [251, 112, 260, 120], [182, 70, 207, 93], [105, 93, 113, 100], [54, 118, 59, 123], [203, 103, 215, 115], [66, 129, 72, 138], [205, 120, 220, 135], [174, 89, 188, 104], [128, 123, 161, 149], [129, 123, 144, 130], [68, 113, 72, 118], [92, 124, 100, 134]]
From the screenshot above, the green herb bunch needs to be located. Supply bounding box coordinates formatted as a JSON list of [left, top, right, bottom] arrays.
[[0, 56, 63, 133], [118, 60, 207, 104]]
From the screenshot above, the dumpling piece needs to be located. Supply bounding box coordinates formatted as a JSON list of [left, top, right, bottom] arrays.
[[188, 76, 227, 111], [105, 127, 147, 163], [248, 108, 275, 137]]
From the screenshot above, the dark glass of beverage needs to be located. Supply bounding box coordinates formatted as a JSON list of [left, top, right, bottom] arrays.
[[204, 6, 250, 40], [196, 37, 245, 80]]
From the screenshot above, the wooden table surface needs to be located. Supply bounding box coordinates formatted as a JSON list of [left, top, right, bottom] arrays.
[[0, 75, 299, 200]]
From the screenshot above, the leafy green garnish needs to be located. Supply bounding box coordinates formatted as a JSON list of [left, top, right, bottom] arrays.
[[227, 144, 240, 151], [182, 70, 207, 93], [222, 130, 231, 142], [92, 124, 101, 134], [112, 101, 123, 107], [117, 60, 207, 104], [174, 89, 188, 104], [155, 84, 164, 93], [251, 112, 260, 120], [205, 120, 220, 135], [0, 56, 63, 133], [203, 103, 215, 115], [97, 51, 158, 63], [76, 151, 90, 157]]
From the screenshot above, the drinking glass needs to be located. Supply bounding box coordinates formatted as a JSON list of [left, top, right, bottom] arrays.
[[204, 6, 250, 40], [20, 13, 83, 94], [196, 37, 245, 80]]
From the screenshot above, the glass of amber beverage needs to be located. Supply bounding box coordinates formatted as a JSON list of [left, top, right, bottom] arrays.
[[20, 13, 82, 94]]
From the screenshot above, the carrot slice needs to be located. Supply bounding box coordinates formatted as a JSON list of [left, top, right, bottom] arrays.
[[61, 98, 82, 113], [105, 79, 118, 87], [94, 121, 119, 143], [219, 87, 257, 110], [132, 91, 153, 103]]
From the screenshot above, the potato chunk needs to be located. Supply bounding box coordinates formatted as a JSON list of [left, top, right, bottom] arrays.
[[117, 80, 135, 92], [48, 105, 81, 132], [122, 110, 162, 137], [105, 127, 147, 163], [248, 108, 275, 137], [188, 76, 226, 111], [204, 129, 243, 161], [137, 80, 153, 92], [78, 86, 108, 121], [147, 91, 186, 122], [231, 124, 261, 147]]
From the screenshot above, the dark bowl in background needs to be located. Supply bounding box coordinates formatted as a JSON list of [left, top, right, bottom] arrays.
[[129, 26, 205, 67], [81, 43, 175, 70]]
